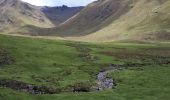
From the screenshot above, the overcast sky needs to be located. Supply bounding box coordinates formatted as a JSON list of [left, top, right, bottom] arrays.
[[21, 0, 96, 7]]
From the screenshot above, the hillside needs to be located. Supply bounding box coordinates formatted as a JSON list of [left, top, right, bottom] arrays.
[[51, 0, 170, 41], [42, 5, 83, 26], [1, 0, 170, 41], [0, 0, 83, 34], [0, 0, 54, 33]]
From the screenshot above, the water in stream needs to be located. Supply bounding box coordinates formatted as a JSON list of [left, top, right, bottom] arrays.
[[96, 66, 120, 91]]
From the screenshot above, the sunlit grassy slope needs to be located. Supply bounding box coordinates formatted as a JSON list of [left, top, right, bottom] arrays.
[[0, 34, 170, 100]]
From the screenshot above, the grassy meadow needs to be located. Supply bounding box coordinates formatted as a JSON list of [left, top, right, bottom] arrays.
[[0, 34, 170, 100]]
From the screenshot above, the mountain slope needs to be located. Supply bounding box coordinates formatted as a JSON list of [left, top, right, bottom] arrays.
[[0, 0, 54, 32], [86, 0, 170, 41], [53, 0, 132, 36], [52, 0, 170, 41], [42, 5, 83, 26]]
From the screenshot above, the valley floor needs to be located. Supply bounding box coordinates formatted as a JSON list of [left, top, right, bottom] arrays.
[[0, 34, 170, 100]]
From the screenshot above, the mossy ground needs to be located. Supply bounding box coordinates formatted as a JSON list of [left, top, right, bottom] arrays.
[[0, 34, 170, 100]]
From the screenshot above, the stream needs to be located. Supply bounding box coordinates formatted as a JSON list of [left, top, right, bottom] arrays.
[[0, 65, 122, 94], [96, 65, 121, 91]]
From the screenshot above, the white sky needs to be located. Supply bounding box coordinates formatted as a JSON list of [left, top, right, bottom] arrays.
[[21, 0, 96, 7]]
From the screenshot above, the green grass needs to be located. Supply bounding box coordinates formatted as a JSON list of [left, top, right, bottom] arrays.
[[110, 65, 170, 100], [0, 34, 170, 100]]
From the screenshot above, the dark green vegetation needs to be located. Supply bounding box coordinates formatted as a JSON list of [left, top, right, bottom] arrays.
[[0, 34, 170, 100]]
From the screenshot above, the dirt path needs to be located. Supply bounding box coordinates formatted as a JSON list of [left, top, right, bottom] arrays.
[[0, 33, 65, 40]]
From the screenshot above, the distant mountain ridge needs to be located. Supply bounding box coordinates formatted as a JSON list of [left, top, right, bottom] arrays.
[[41, 5, 84, 26]]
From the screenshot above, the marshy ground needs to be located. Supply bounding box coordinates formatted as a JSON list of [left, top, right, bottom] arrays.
[[0, 34, 170, 100]]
